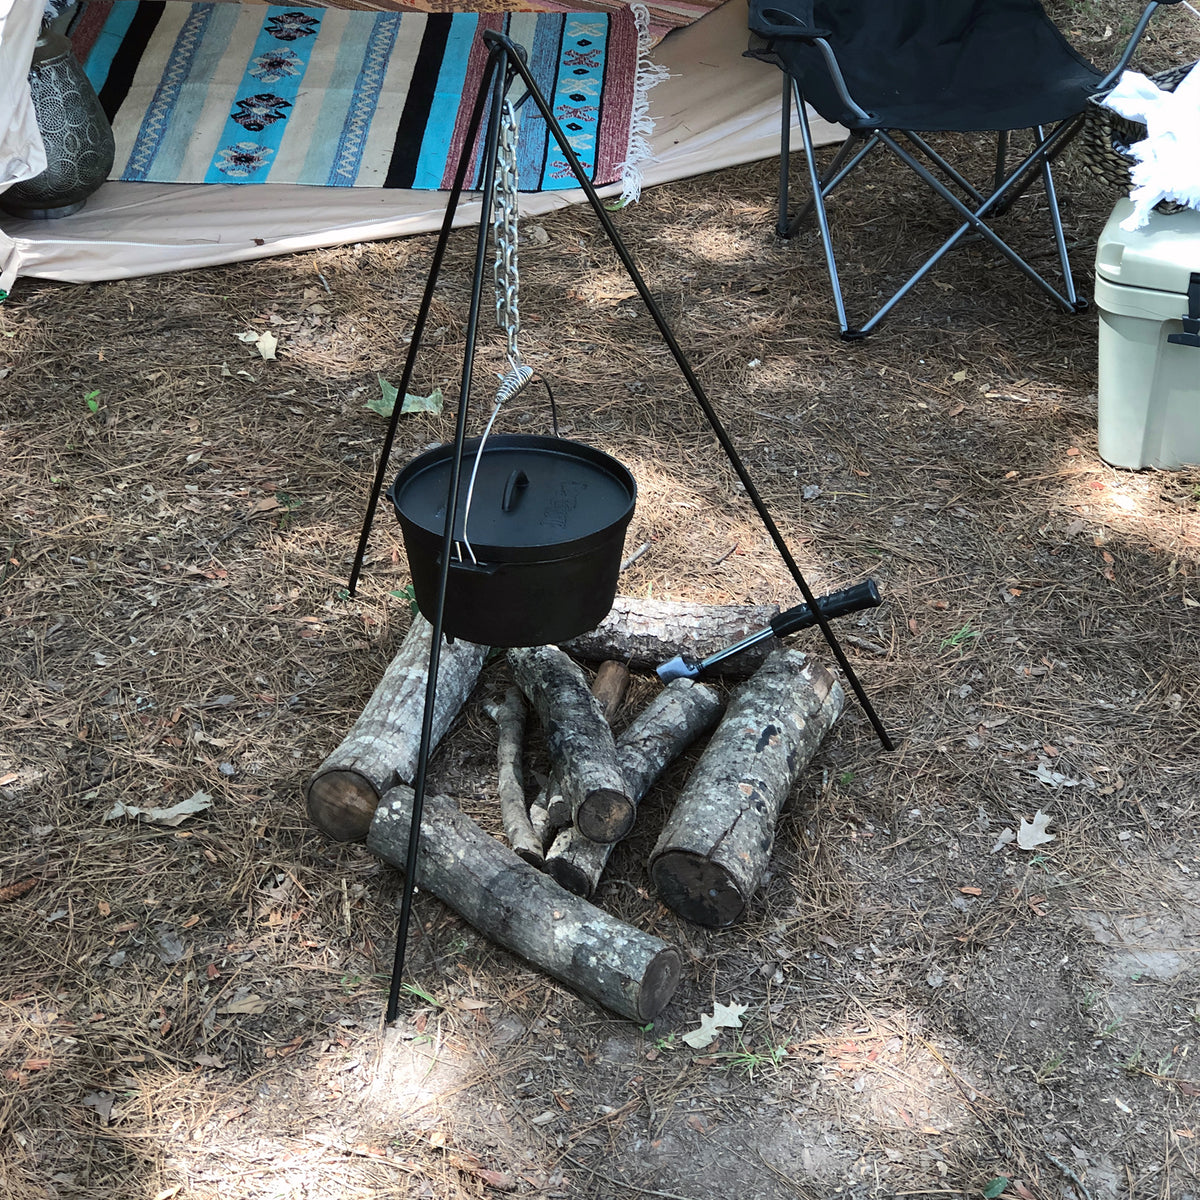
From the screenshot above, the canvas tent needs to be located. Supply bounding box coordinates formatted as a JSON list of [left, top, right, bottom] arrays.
[[0, 0, 842, 295]]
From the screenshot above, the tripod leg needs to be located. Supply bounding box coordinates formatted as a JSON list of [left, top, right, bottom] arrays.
[[379, 45, 515, 1023], [483, 32, 894, 751]]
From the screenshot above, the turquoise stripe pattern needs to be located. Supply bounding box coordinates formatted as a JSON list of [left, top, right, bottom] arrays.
[[545, 15, 610, 185], [81, 0, 139, 93], [202, 6, 324, 183], [124, 3, 214, 181], [149, 3, 240, 182], [75, 2, 640, 192], [515, 15, 563, 188], [409, 13, 479, 191], [324, 14, 402, 187]]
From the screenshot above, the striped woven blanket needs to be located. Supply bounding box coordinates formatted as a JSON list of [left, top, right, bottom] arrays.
[[234, 0, 726, 48], [70, 2, 661, 192]]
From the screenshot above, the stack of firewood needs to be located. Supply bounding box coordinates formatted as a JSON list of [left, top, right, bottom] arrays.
[[305, 599, 844, 1022]]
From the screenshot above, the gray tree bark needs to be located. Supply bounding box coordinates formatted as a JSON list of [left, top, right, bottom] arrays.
[[528, 768, 571, 849], [508, 645, 633, 844], [649, 651, 844, 928], [484, 687, 542, 867], [563, 595, 781, 676], [368, 786, 681, 1022], [545, 678, 725, 898], [304, 615, 487, 842]]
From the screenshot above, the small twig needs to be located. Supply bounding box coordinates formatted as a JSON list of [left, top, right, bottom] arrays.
[[710, 541, 738, 567], [844, 634, 889, 656], [620, 541, 652, 570], [1043, 1151, 1095, 1200], [559, 1154, 701, 1200], [316, 271, 332, 293]]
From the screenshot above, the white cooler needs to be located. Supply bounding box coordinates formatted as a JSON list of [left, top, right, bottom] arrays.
[[1094, 198, 1200, 470]]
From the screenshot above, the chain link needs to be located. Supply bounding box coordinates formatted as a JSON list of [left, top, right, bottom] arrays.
[[492, 95, 526, 374]]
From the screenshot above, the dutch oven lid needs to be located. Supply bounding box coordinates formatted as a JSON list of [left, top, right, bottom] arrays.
[[390, 435, 636, 561]]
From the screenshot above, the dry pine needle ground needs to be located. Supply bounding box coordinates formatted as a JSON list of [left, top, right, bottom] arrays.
[[3, 2, 1200, 1197]]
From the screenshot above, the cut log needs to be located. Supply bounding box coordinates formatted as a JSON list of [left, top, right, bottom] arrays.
[[563, 595, 781, 676], [368, 786, 681, 1022], [529, 769, 572, 849], [649, 650, 844, 928], [590, 660, 631, 723], [305, 616, 487, 843], [545, 678, 725, 898], [508, 646, 633, 844], [484, 687, 542, 867]]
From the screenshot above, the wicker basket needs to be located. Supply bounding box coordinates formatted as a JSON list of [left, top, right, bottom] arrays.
[[1076, 60, 1198, 215]]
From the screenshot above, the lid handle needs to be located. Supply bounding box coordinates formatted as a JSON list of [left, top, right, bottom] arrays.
[[1167, 272, 1200, 349], [501, 468, 530, 513]]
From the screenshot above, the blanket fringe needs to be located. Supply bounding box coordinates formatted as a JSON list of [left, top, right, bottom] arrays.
[[618, 3, 670, 206]]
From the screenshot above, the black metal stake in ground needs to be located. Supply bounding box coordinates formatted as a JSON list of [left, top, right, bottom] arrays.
[[350, 33, 896, 1023]]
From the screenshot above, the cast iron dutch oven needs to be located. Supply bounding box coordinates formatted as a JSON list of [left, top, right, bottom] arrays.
[[388, 434, 636, 647]]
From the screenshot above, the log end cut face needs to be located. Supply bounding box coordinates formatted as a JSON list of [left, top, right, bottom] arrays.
[[305, 770, 379, 843], [576, 788, 635, 844], [545, 856, 595, 899], [650, 849, 745, 928], [638, 947, 683, 1022]]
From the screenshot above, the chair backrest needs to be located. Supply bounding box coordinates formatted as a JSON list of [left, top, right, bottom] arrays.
[[756, 0, 1101, 129]]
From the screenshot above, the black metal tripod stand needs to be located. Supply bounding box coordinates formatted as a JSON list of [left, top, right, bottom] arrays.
[[347, 30, 895, 1023]]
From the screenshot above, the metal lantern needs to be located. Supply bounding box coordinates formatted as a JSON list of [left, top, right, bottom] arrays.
[[1, 28, 115, 220]]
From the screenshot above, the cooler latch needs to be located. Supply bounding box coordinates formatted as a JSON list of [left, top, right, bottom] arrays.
[[1167, 272, 1200, 349]]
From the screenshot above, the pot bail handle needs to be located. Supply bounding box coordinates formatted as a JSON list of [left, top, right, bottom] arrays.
[[501, 468, 530, 512]]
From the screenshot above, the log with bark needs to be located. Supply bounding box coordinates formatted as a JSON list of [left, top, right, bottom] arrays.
[[305, 616, 488, 842], [544, 678, 725, 898], [529, 770, 572, 848], [649, 650, 844, 928], [563, 595, 782, 677], [368, 785, 681, 1022], [508, 646, 634, 844], [589, 660, 631, 722], [484, 687, 542, 867]]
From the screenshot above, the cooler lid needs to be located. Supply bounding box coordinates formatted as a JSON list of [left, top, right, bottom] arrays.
[[1095, 199, 1200, 295]]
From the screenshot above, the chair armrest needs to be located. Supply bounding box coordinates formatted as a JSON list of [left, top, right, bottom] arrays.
[[748, 0, 831, 41], [1097, 1, 1181, 92]]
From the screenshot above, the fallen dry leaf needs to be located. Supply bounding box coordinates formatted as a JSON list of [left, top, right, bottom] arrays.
[[219, 994, 268, 1016], [104, 791, 212, 827], [682, 1000, 747, 1049], [1017, 810, 1055, 850]]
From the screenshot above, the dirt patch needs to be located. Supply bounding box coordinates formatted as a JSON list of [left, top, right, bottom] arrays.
[[4, 3, 1200, 1198]]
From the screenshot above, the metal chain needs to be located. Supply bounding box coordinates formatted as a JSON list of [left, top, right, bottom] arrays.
[[492, 94, 534, 402], [459, 90, 535, 566]]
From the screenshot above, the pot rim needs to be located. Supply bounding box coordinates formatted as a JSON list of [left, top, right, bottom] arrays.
[[388, 434, 636, 563]]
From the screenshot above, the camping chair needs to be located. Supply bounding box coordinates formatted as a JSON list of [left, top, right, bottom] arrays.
[[745, 0, 1183, 338]]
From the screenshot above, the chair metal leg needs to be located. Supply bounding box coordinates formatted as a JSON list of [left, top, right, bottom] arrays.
[[772, 75, 1091, 336], [793, 92, 855, 337], [785, 123, 869, 237], [776, 75, 791, 237], [900, 131, 985, 205], [1035, 124, 1083, 310], [872, 133, 1075, 311], [854, 121, 1087, 334], [993, 130, 1009, 195]]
